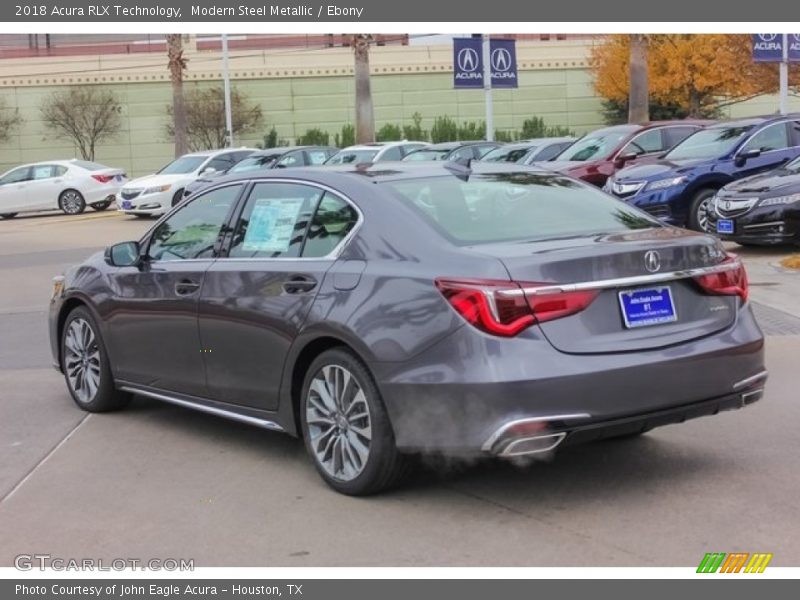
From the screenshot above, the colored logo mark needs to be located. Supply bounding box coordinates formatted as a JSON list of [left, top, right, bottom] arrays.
[[697, 552, 773, 573]]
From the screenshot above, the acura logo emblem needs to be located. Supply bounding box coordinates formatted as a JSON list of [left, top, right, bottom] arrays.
[[457, 47, 480, 72], [491, 48, 512, 71], [644, 250, 661, 273]]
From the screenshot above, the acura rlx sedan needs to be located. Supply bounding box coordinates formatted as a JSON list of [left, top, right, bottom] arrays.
[[49, 162, 767, 495], [0, 159, 126, 219]]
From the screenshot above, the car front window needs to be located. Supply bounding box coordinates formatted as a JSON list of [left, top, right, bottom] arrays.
[[147, 185, 241, 261], [554, 128, 633, 162], [665, 125, 753, 160]]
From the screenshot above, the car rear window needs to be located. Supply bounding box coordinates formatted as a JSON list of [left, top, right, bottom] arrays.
[[71, 160, 108, 171], [383, 173, 660, 245]]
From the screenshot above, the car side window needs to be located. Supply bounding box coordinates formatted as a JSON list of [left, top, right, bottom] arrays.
[[663, 126, 698, 149], [475, 145, 497, 158], [623, 129, 663, 155], [449, 147, 472, 161], [301, 193, 359, 258], [742, 123, 790, 153], [276, 152, 302, 167], [228, 182, 324, 259], [31, 165, 57, 179], [147, 185, 242, 262], [1, 167, 31, 185], [307, 150, 331, 165], [534, 143, 568, 161], [791, 121, 800, 146], [380, 146, 403, 161], [205, 155, 235, 173]]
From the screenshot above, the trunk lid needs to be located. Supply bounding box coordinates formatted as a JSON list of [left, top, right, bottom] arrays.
[[468, 227, 738, 354]]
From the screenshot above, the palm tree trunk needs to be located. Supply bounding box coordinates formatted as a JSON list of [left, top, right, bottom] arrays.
[[628, 34, 649, 124], [167, 34, 188, 157], [353, 34, 375, 144]]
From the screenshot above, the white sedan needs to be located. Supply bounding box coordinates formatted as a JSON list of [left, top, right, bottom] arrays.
[[0, 160, 127, 219], [118, 148, 255, 217]]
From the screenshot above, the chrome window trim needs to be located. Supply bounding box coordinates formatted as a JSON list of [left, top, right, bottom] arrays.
[[736, 121, 797, 156], [222, 178, 364, 262], [498, 259, 742, 297]]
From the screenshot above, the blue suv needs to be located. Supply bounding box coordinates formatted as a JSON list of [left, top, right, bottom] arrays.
[[605, 114, 800, 231]]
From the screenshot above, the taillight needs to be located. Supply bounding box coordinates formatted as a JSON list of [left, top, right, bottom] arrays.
[[92, 174, 113, 183], [435, 278, 598, 337], [692, 257, 748, 302]]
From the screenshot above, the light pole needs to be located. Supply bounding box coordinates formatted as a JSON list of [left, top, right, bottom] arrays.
[[222, 33, 234, 147]]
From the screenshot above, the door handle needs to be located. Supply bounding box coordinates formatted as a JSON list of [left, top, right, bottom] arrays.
[[174, 279, 201, 295], [282, 274, 317, 294]]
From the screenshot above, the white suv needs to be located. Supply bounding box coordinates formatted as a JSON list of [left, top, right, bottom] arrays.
[[118, 148, 255, 217], [325, 141, 429, 165]]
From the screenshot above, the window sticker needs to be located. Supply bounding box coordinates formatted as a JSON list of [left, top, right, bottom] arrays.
[[242, 197, 305, 253]]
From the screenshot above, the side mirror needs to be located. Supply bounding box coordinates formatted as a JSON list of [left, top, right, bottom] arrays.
[[105, 241, 141, 267], [614, 151, 639, 169], [735, 148, 761, 167]]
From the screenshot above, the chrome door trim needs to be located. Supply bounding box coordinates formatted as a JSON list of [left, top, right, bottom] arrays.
[[119, 385, 285, 432]]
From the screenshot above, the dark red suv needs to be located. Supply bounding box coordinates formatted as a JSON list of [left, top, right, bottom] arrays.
[[543, 121, 710, 187]]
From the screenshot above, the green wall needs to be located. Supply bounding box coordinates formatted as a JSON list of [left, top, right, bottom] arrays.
[[0, 67, 605, 178]]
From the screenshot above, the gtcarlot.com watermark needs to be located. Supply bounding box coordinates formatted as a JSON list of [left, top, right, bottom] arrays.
[[14, 554, 194, 571]]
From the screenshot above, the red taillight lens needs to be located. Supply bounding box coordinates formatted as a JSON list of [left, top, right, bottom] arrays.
[[435, 278, 598, 337], [692, 257, 748, 302], [435, 278, 534, 336], [92, 174, 113, 183]]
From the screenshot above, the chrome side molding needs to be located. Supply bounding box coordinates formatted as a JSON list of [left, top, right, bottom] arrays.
[[118, 386, 285, 432]]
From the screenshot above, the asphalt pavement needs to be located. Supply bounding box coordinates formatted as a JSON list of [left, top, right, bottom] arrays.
[[0, 210, 798, 567]]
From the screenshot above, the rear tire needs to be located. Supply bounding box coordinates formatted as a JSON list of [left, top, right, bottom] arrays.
[[58, 189, 86, 215], [300, 348, 408, 495], [90, 200, 112, 211], [0, 213, 17, 219], [688, 188, 717, 232], [61, 306, 131, 413]]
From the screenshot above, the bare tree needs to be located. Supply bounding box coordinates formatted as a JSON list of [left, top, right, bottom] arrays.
[[167, 34, 189, 157], [166, 86, 263, 151], [0, 97, 23, 143], [353, 34, 375, 143], [628, 34, 650, 124], [40, 86, 122, 161]]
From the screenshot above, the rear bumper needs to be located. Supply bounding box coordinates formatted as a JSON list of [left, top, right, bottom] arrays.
[[374, 305, 765, 453]]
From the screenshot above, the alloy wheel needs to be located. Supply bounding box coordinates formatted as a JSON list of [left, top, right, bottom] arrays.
[[305, 365, 373, 481], [696, 196, 713, 233], [63, 318, 101, 404], [61, 191, 84, 214]]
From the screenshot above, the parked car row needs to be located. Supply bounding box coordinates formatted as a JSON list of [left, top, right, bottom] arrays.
[[5, 114, 800, 245]]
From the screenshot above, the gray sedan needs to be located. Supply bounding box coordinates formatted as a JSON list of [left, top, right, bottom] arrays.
[[48, 162, 766, 495]]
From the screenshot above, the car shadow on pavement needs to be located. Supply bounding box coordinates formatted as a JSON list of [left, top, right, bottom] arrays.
[[124, 395, 724, 504]]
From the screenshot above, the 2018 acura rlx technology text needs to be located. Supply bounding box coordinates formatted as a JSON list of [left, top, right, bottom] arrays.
[[48, 162, 767, 495]]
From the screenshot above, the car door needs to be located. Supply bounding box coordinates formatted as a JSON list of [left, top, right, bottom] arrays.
[[735, 122, 795, 178], [198, 181, 360, 410], [104, 184, 243, 397], [27, 164, 66, 211], [0, 166, 32, 213]]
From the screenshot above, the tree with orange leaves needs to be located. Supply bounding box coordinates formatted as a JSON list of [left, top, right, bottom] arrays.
[[590, 34, 799, 119]]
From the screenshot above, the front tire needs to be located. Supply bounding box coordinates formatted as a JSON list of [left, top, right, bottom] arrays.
[[61, 306, 130, 412], [58, 190, 86, 215], [688, 188, 717, 232], [300, 348, 407, 495]]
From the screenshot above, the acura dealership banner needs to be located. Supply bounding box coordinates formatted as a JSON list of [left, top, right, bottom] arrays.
[[453, 38, 518, 88], [752, 34, 800, 61]]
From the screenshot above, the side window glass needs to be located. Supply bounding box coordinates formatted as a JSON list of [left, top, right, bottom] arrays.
[[302, 193, 359, 258], [380, 146, 403, 161], [743, 123, 790, 153], [534, 144, 565, 161], [276, 152, 302, 167], [623, 129, 663, 155], [32, 165, 56, 179], [53, 165, 68, 177], [1, 167, 31, 184], [307, 150, 330, 165], [664, 127, 697, 149], [228, 183, 323, 259], [147, 185, 241, 261], [206, 156, 233, 173]]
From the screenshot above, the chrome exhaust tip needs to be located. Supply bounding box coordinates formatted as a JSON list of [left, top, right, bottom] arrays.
[[483, 413, 588, 457], [498, 432, 566, 457]]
